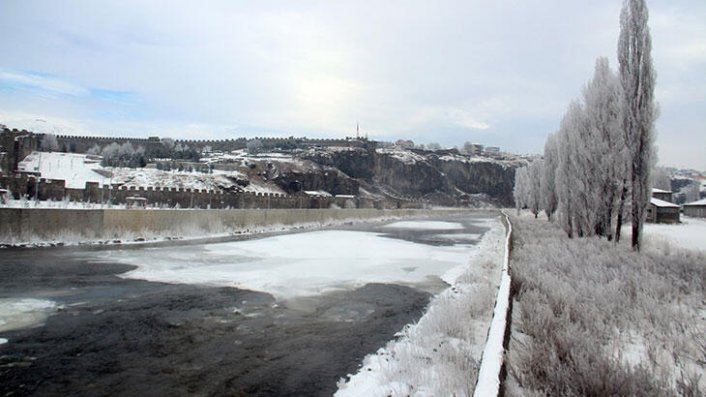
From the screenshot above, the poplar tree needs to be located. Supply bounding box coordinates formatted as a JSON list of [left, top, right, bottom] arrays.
[[618, 0, 657, 251], [540, 133, 559, 220]]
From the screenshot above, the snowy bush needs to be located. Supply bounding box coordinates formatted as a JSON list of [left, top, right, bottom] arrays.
[[100, 142, 147, 168], [40, 133, 59, 152], [506, 216, 705, 396]]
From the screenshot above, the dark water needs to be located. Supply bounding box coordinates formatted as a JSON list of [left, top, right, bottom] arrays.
[[0, 213, 494, 396]]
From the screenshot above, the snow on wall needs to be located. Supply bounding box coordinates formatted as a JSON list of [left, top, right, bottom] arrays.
[[473, 212, 512, 397]]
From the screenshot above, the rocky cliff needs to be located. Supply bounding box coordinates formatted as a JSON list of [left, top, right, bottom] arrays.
[[296, 146, 523, 207]]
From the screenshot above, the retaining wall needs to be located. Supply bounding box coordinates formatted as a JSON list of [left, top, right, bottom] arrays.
[[0, 208, 464, 243]]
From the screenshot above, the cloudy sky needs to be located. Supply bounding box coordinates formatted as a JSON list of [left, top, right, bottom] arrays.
[[0, 0, 704, 170]]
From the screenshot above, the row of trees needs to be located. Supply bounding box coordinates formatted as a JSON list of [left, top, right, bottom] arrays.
[[514, 0, 656, 250], [82, 137, 202, 168], [88, 142, 148, 168]]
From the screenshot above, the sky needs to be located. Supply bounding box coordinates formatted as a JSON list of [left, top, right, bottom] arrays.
[[0, 0, 704, 170]]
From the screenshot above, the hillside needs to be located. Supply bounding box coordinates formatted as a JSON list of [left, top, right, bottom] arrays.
[[6, 132, 525, 208]]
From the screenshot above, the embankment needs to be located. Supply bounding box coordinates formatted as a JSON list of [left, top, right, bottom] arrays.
[[0, 208, 473, 244]]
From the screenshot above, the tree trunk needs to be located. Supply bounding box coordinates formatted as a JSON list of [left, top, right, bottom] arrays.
[[631, 223, 640, 251], [615, 181, 627, 243], [630, 171, 642, 251]]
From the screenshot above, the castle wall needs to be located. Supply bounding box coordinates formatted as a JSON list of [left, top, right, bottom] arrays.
[[176, 138, 247, 152], [2, 129, 373, 164], [53, 134, 162, 153], [0, 128, 38, 174]]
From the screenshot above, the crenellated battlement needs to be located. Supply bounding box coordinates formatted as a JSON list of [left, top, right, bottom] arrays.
[[55, 135, 153, 143], [3, 128, 370, 157], [0, 171, 407, 210]]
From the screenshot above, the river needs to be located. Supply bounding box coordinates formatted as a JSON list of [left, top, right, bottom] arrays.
[[0, 212, 495, 396]]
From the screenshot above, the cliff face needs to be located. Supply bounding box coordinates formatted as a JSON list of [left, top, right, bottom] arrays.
[[433, 157, 517, 206], [371, 151, 446, 196], [272, 168, 359, 196], [299, 147, 521, 206]]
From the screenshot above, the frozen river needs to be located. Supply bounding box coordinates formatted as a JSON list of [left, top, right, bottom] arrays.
[[104, 219, 489, 300], [0, 212, 498, 396]]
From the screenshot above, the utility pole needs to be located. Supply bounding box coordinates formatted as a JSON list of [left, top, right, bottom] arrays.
[[34, 151, 42, 205]]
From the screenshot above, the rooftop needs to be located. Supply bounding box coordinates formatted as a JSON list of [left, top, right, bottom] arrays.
[[652, 188, 673, 194], [650, 197, 679, 208], [684, 198, 706, 206]]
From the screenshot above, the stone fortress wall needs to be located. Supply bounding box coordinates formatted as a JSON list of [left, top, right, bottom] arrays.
[[51, 133, 368, 154], [0, 173, 415, 211]]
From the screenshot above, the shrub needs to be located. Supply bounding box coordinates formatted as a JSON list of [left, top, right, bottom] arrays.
[[506, 216, 705, 396]]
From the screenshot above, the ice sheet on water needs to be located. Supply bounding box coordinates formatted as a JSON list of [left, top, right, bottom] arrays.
[[0, 298, 59, 333], [109, 230, 475, 300], [382, 221, 464, 230]]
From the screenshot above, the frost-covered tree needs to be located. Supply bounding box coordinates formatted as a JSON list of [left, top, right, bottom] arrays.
[[513, 166, 530, 215], [119, 142, 135, 158], [540, 133, 559, 220], [100, 142, 120, 164], [86, 144, 101, 156], [618, 0, 657, 250], [100, 142, 146, 168], [161, 137, 176, 151], [41, 133, 59, 152], [582, 57, 626, 239], [550, 59, 626, 239], [568, 98, 598, 237], [527, 159, 543, 218], [426, 142, 442, 151], [247, 139, 263, 154], [651, 167, 671, 191], [684, 182, 700, 203], [555, 101, 583, 237]]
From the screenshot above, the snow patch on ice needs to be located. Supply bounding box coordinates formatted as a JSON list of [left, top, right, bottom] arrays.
[[383, 221, 464, 231], [110, 229, 474, 300], [0, 298, 59, 332]]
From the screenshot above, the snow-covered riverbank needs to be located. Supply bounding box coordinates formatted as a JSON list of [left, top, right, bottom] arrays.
[[336, 217, 507, 396]]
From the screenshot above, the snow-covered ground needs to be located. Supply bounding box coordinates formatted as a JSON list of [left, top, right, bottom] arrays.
[[15, 151, 284, 193], [98, 221, 479, 300], [18, 151, 104, 189], [1, 197, 106, 209], [375, 148, 428, 165], [642, 216, 706, 252], [336, 217, 507, 397]]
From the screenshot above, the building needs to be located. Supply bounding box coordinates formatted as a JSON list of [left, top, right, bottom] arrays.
[[646, 197, 680, 223], [651, 188, 673, 203], [0, 128, 38, 174], [683, 198, 706, 218]]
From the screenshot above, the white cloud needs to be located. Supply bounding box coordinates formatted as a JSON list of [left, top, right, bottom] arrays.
[[0, 0, 704, 169], [0, 70, 89, 97]]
